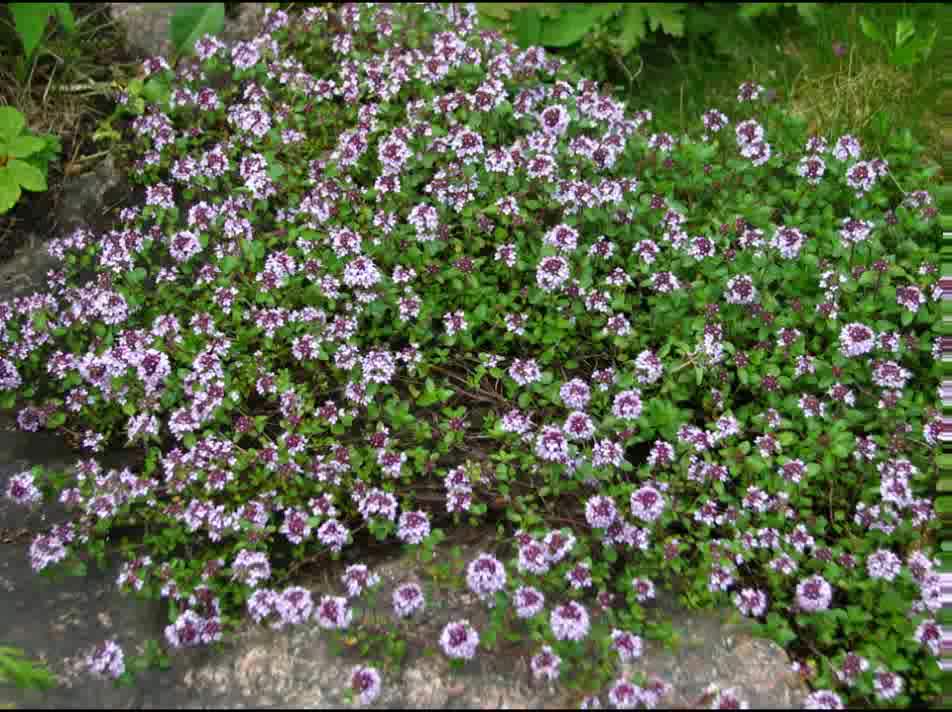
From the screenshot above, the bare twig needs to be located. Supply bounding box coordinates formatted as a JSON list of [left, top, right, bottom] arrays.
[[42, 61, 58, 106], [428, 365, 509, 407], [612, 51, 643, 90]]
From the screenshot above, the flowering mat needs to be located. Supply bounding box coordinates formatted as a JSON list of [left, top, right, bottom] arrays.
[[0, 2, 941, 709]]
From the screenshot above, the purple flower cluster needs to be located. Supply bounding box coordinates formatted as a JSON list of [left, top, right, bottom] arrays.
[[513, 585, 546, 619], [314, 595, 353, 630], [550, 601, 590, 642], [630, 485, 666, 523], [350, 665, 383, 705], [795, 575, 833, 613], [0, 3, 938, 703], [585, 494, 618, 529], [611, 629, 643, 662], [530, 645, 562, 681], [342, 564, 381, 598], [392, 582, 426, 618], [439, 619, 479, 660], [397, 510, 431, 545], [465, 552, 507, 602], [85, 640, 125, 680]]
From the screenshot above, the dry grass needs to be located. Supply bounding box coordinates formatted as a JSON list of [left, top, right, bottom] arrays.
[[0, 67, 93, 169], [0, 4, 145, 258], [787, 50, 917, 142], [777, 4, 941, 163], [0, 4, 137, 177]]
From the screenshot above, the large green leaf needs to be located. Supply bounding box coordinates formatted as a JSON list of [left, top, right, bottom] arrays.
[[539, 4, 622, 48], [4, 135, 46, 159], [895, 18, 916, 47], [616, 4, 649, 54], [644, 3, 686, 38], [477, 3, 519, 20], [7, 159, 46, 192], [169, 3, 226, 56], [474, 12, 507, 31], [0, 172, 22, 214], [143, 77, 171, 106], [52, 3, 75, 34], [0, 107, 26, 142], [614, 3, 686, 54], [859, 15, 885, 44], [8, 3, 54, 58], [512, 7, 542, 48]]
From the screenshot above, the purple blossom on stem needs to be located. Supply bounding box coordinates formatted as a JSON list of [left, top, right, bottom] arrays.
[[85, 640, 125, 680], [392, 582, 426, 618], [795, 575, 833, 612], [350, 665, 382, 705], [439, 619, 479, 660], [550, 601, 590, 642]]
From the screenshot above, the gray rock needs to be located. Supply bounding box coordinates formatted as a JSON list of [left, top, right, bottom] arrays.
[[109, 3, 268, 61], [0, 153, 126, 302]]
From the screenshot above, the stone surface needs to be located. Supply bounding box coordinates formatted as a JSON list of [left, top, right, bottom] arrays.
[[109, 3, 267, 61], [0, 153, 125, 301]]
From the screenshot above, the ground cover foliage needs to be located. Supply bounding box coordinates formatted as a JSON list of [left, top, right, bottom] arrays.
[[0, 3, 942, 708]]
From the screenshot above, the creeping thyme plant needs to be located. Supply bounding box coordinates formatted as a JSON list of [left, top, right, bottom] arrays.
[[0, 3, 942, 708]]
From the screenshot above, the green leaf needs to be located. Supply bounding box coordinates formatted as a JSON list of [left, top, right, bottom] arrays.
[[616, 4, 648, 53], [512, 7, 542, 47], [539, 4, 621, 48], [890, 43, 920, 67], [169, 3, 226, 56], [765, 612, 797, 646], [477, 3, 562, 21], [895, 18, 916, 48], [0, 175, 21, 214], [935, 497, 952, 515], [476, 4, 521, 21], [795, 4, 821, 25], [267, 160, 285, 180], [127, 267, 147, 285], [4, 135, 45, 158], [859, 15, 885, 44], [221, 255, 240, 274], [7, 159, 46, 191], [9, 3, 54, 59], [0, 644, 58, 690], [918, 26, 938, 60], [737, 3, 779, 19], [142, 77, 171, 106], [644, 2, 685, 37], [0, 107, 26, 142], [52, 3, 76, 34]]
